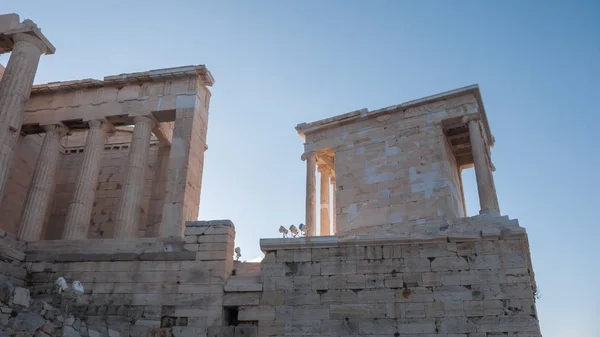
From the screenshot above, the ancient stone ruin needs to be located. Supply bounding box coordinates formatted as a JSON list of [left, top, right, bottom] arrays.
[[0, 13, 542, 337]]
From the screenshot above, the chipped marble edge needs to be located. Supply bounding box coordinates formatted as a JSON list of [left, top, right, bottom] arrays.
[[295, 84, 480, 134], [31, 65, 214, 94]]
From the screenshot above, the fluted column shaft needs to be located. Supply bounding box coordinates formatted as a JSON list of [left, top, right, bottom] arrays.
[[0, 34, 47, 203], [62, 120, 111, 240], [17, 125, 68, 241], [463, 114, 500, 215], [319, 167, 331, 236], [331, 176, 337, 235], [303, 151, 317, 237], [114, 116, 156, 238]]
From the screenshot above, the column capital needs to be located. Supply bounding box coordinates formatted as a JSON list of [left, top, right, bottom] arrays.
[[43, 124, 69, 138], [317, 165, 331, 175], [87, 119, 115, 135], [133, 115, 157, 128], [462, 113, 481, 124], [301, 151, 317, 162], [11, 33, 47, 55]]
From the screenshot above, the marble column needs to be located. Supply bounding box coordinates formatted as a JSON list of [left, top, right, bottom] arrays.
[[302, 151, 317, 237], [62, 120, 112, 240], [319, 166, 331, 236], [0, 33, 48, 204], [17, 124, 68, 241], [463, 114, 500, 215], [331, 176, 337, 235], [114, 116, 156, 238]]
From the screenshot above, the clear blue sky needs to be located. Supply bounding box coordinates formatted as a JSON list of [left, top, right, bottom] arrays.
[[2, 1, 599, 335]]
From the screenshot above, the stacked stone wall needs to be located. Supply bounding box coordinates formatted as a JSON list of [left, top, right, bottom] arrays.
[[304, 93, 479, 233], [0, 229, 26, 287], [21, 221, 234, 336], [249, 216, 541, 336]]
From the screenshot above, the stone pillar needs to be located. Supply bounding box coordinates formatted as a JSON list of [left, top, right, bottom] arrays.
[[302, 151, 317, 236], [114, 116, 156, 238], [331, 176, 337, 235], [0, 33, 48, 204], [17, 124, 68, 241], [319, 166, 331, 236], [62, 120, 112, 240], [463, 114, 500, 215]]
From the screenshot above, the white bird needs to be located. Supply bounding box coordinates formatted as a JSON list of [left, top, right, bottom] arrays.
[[55, 277, 69, 294], [72, 281, 84, 295]]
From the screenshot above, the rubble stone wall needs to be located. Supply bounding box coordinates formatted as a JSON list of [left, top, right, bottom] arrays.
[[304, 93, 478, 233], [0, 230, 26, 287]]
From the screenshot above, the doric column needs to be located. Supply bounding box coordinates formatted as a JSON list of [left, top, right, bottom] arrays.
[[463, 114, 500, 215], [0, 33, 48, 204], [17, 124, 68, 241], [302, 151, 317, 236], [62, 120, 113, 240], [331, 176, 337, 235], [319, 166, 331, 236], [114, 116, 156, 238]]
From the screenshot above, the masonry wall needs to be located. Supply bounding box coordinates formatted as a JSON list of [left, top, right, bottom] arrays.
[[0, 229, 26, 287], [305, 94, 478, 234], [248, 217, 541, 336], [24, 221, 234, 336], [161, 84, 211, 237], [0, 134, 44, 235], [440, 132, 466, 218], [43, 130, 168, 239]]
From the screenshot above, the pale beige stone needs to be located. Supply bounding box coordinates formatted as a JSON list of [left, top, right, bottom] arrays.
[[319, 166, 331, 236], [62, 120, 113, 239], [17, 125, 67, 240], [114, 116, 156, 238], [0, 32, 48, 205]]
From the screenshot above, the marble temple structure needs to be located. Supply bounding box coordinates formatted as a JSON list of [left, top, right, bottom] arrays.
[[0, 12, 542, 337]]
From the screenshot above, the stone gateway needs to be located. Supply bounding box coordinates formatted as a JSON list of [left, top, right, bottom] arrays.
[[0, 12, 541, 337]]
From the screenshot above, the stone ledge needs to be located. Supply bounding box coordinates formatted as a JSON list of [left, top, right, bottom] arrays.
[[186, 220, 234, 228], [260, 215, 526, 252], [25, 250, 198, 263], [295, 84, 493, 146], [31, 65, 214, 94]]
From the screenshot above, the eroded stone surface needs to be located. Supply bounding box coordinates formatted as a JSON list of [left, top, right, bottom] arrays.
[[0, 11, 541, 336]]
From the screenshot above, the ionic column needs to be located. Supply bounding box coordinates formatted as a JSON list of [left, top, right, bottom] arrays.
[[62, 120, 113, 240], [17, 124, 68, 241], [463, 114, 500, 215], [331, 176, 337, 235], [302, 151, 317, 236], [114, 116, 156, 238], [319, 166, 331, 236], [0, 33, 48, 204]]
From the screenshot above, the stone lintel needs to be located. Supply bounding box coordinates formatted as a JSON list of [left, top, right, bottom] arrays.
[[0, 14, 55, 54], [152, 121, 174, 145], [296, 84, 494, 147]]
